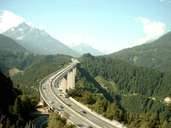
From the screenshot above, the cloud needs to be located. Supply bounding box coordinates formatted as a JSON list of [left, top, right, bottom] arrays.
[[132, 17, 166, 46], [0, 10, 24, 33]]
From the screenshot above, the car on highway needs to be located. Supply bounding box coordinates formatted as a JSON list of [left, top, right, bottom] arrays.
[[59, 89, 63, 92], [59, 94, 62, 96], [67, 103, 71, 106], [80, 110, 87, 114], [49, 101, 54, 104], [64, 94, 69, 98], [54, 109, 58, 113], [77, 124, 84, 127], [77, 124, 92, 128], [54, 109, 61, 113], [58, 108, 64, 111], [59, 105, 64, 109], [87, 126, 93, 128]]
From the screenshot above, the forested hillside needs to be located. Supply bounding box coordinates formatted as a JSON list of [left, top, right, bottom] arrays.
[[0, 51, 42, 74], [0, 71, 37, 128], [0, 48, 73, 127], [12, 55, 71, 96], [109, 32, 171, 72], [69, 54, 171, 127], [0, 47, 71, 95], [0, 34, 28, 53], [0, 34, 32, 74], [80, 54, 171, 98]]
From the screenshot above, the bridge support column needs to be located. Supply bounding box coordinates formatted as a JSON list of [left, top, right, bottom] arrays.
[[59, 76, 67, 93], [72, 67, 76, 89], [67, 71, 73, 90], [58, 65, 77, 93], [66, 67, 77, 90]]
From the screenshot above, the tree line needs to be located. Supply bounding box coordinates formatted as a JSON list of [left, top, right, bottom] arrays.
[[68, 54, 171, 127]]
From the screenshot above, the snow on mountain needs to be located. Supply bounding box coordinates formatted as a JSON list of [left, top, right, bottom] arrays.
[[4, 22, 79, 57]]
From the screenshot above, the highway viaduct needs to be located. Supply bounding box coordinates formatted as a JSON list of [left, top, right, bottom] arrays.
[[39, 58, 124, 128]]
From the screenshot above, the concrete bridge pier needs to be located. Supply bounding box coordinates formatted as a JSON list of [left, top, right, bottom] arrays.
[[72, 67, 76, 89], [67, 70, 73, 90], [57, 65, 77, 94], [59, 76, 67, 94]]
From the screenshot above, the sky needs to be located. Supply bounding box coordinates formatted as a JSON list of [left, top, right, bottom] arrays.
[[0, 0, 171, 53]]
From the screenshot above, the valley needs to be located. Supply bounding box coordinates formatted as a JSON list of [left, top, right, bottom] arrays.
[[0, 31, 171, 127], [0, 2, 171, 127]]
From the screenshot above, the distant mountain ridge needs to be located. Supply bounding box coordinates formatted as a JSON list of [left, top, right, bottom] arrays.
[[72, 43, 104, 56], [0, 34, 28, 53], [109, 31, 171, 72], [4, 23, 79, 57]]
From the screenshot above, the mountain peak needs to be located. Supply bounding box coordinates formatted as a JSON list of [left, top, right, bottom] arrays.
[[17, 22, 30, 27], [3, 23, 79, 57], [16, 22, 31, 30], [9, 22, 31, 32], [4, 22, 33, 40]]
